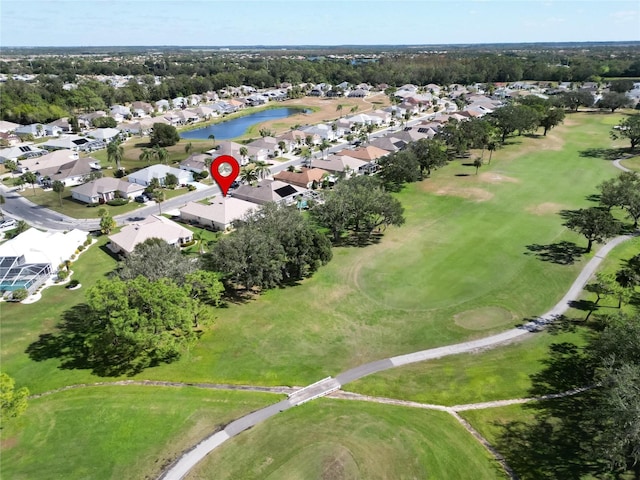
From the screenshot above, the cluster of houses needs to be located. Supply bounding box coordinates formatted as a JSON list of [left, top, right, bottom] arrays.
[[3, 77, 639, 298]]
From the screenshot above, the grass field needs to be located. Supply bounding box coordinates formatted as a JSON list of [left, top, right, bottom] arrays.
[[0, 386, 277, 480], [1, 113, 628, 395], [620, 155, 640, 172], [188, 398, 506, 480], [0, 111, 633, 479], [347, 236, 640, 406]]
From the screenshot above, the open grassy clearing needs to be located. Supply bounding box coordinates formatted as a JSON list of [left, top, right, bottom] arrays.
[[620, 155, 640, 172], [188, 398, 505, 480], [346, 328, 588, 406], [1, 113, 626, 396], [347, 236, 640, 406], [0, 386, 277, 480], [137, 112, 622, 386]]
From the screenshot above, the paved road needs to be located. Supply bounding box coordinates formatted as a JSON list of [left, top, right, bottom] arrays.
[[159, 232, 636, 480]]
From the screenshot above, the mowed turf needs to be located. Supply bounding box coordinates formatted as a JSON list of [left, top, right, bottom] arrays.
[[187, 398, 506, 480], [347, 233, 639, 407], [1, 113, 626, 395], [139, 113, 623, 387], [0, 386, 277, 480]]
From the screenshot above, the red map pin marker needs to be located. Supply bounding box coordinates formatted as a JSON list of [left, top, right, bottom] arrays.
[[210, 155, 240, 197]]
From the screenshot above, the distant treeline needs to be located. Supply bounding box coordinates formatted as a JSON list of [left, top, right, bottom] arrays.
[[1, 48, 639, 124]]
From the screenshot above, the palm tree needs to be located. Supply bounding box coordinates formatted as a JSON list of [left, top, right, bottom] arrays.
[[487, 141, 498, 165], [155, 146, 169, 165], [107, 141, 124, 171], [473, 158, 483, 175], [185, 142, 193, 155], [319, 139, 331, 159], [253, 161, 271, 180], [154, 189, 166, 214], [0, 194, 5, 219], [22, 172, 37, 195], [301, 148, 312, 168], [139, 148, 153, 165], [239, 146, 249, 164], [192, 230, 205, 255], [239, 166, 258, 184], [350, 105, 359, 114], [15, 220, 29, 235], [336, 104, 344, 117], [208, 134, 216, 148], [278, 140, 287, 155]]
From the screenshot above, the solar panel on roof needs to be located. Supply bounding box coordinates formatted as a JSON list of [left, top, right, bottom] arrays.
[[274, 185, 297, 198], [19, 146, 32, 152]]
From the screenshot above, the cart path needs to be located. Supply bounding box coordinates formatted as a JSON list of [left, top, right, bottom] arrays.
[[158, 232, 636, 480]]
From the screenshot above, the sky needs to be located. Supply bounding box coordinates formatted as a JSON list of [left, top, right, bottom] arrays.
[[1, 0, 638, 47]]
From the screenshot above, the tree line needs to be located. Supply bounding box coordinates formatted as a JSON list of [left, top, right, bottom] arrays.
[[2, 49, 639, 124]]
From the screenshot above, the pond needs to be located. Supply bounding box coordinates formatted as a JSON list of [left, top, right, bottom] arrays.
[[180, 107, 309, 140]]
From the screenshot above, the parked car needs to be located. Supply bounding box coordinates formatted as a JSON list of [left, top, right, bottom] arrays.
[[134, 194, 150, 203], [0, 219, 17, 230]]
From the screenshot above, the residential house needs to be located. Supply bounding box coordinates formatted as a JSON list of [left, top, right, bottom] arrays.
[[179, 197, 257, 231], [0, 120, 21, 133], [127, 164, 192, 187], [110, 105, 131, 121], [311, 154, 369, 177], [0, 132, 21, 146], [247, 136, 290, 156], [0, 228, 88, 294], [17, 150, 100, 186], [336, 145, 389, 162], [130, 101, 154, 117], [40, 134, 106, 153], [278, 129, 318, 147], [231, 179, 307, 206], [300, 123, 339, 141], [273, 167, 329, 189], [0, 144, 47, 163], [89, 128, 122, 143], [210, 140, 266, 165], [348, 88, 369, 98], [108, 215, 193, 255], [155, 99, 171, 112], [71, 177, 145, 204], [15, 123, 47, 138], [47, 118, 72, 134], [180, 153, 211, 175], [368, 136, 406, 153]]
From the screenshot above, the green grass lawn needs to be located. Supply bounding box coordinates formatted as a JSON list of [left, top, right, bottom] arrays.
[[136, 113, 625, 387], [188, 398, 506, 480], [347, 236, 640, 406], [2, 113, 629, 395], [0, 386, 277, 480], [620, 155, 640, 172], [18, 187, 144, 218], [16, 184, 191, 219]]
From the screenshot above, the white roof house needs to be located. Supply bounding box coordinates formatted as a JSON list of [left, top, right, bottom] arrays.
[[0, 228, 88, 293], [71, 177, 145, 204], [126, 164, 192, 186], [179, 198, 257, 231], [0, 228, 88, 268], [108, 215, 193, 255]]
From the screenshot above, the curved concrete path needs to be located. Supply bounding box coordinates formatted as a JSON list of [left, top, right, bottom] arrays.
[[159, 232, 636, 480]]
